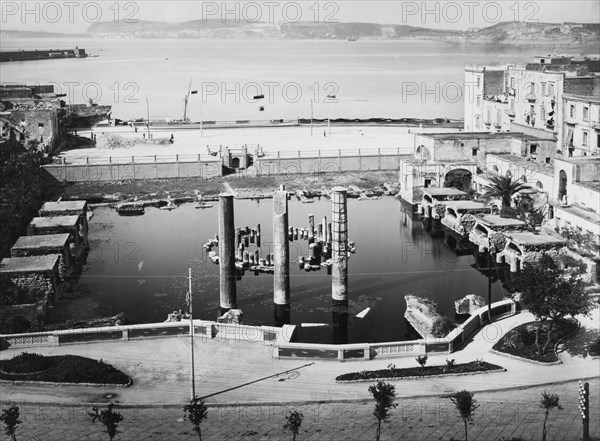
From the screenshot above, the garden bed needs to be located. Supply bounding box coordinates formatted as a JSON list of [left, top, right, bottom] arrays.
[[492, 319, 579, 363], [0, 353, 130, 385], [336, 360, 504, 382]]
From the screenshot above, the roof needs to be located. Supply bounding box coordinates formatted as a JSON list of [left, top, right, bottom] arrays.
[[0, 254, 60, 273], [445, 201, 489, 211], [424, 188, 467, 197], [39, 200, 87, 213], [506, 232, 567, 247], [473, 215, 527, 227], [417, 132, 546, 141], [29, 215, 80, 229], [488, 154, 554, 176], [11, 234, 71, 250], [562, 94, 600, 104], [555, 205, 600, 224]]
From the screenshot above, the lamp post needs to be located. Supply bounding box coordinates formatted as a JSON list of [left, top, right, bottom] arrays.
[[186, 268, 196, 401]]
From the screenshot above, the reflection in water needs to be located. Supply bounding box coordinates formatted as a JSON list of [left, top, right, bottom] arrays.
[[58, 198, 507, 343], [331, 300, 349, 345]]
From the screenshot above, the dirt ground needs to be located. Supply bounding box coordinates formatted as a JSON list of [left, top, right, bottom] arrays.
[[61, 170, 400, 202]]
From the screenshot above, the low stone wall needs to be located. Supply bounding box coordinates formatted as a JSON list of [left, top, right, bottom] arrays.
[[42, 160, 223, 182], [0, 320, 282, 348], [274, 299, 516, 361]]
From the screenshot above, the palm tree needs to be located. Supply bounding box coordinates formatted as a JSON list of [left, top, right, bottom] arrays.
[[483, 175, 530, 209]]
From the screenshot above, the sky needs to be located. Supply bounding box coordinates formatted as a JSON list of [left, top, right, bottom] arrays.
[[1, 1, 599, 33]]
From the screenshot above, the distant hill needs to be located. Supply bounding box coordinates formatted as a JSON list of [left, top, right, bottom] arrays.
[[2, 21, 598, 42]]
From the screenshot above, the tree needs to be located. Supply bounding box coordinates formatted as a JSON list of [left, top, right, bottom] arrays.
[[431, 316, 457, 338], [0, 404, 21, 441], [483, 175, 530, 212], [540, 391, 562, 441], [515, 253, 593, 355], [368, 380, 397, 441], [88, 403, 123, 441], [283, 409, 303, 441], [449, 390, 479, 441], [183, 399, 208, 441]]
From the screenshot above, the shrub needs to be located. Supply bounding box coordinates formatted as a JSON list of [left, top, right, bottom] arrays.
[[415, 354, 428, 370], [431, 316, 457, 338]]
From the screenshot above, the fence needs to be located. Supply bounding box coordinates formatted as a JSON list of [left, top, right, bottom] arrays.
[[273, 299, 517, 361], [0, 320, 282, 349]]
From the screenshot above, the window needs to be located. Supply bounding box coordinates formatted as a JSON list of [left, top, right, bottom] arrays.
[[529, 83, 535, 94], [541, 82, 547, 95], [477, 77, 481, 88], [424, 179, 431, 188], [472, 148, 478, 156], [583, 106, 589, 122], [549, 83, 555, 96], [569, 104, 575, 118], [583, 131, 588, 146], [476, 96, 481, 107], [530, 144, 538, 155], [475, 116, 480, 129], [510, 77, 515, 88]]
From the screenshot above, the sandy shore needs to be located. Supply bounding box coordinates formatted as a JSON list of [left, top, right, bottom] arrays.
[[61, 125, 459, 163]]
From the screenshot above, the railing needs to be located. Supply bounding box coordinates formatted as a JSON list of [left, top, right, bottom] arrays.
[[262, 147, 408, 159], [274, 299, 517, 361], [0, 320, 282, 348], [55, 153, 221, 166]]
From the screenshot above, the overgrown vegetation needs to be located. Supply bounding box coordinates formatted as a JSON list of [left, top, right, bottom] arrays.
[[0, 353, 129, 384], [336, 360, 504, 382], [493, 319, 579, 363], [0, 138, 62, 259], [512, 253, 592, 356], [431, 316, 457, 337]]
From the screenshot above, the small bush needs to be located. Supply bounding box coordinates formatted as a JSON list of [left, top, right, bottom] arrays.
[[431, 316, 457, 338], [446, 359, 456, 368], [415, 355, 428, 369]]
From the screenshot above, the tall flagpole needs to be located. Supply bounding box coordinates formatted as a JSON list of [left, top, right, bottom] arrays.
[[188, 268, 196, 401]]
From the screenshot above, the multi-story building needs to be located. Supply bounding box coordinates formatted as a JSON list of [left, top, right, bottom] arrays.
[[562, 94, 600, 157], [465, 56, 600, 150]]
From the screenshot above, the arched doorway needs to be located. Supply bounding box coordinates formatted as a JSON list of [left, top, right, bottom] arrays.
[[444, 168, 472, 191], [231, 157, 240, 168], [558, 170, 567, 202]]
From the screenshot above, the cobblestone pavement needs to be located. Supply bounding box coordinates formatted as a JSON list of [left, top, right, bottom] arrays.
[[4, 379, 598, 441]]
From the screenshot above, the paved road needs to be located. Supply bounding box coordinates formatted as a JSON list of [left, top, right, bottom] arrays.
[[1, 310, 598, 440], [4, 379, 599, 440]]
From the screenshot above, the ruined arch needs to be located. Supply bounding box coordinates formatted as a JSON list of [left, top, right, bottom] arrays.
[[416, 145, 431, 160], [444, 168, 472, 191]]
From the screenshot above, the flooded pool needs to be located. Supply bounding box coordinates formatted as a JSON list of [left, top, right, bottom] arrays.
[[59, 198, 508, 343]]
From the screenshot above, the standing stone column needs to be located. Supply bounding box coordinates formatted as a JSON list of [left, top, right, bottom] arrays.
[[331, 187, 348, 301], [273, 185, 290, 305], [219, 194, 237, 309]]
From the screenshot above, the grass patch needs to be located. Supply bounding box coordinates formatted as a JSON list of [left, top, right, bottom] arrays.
[[492, 319, 578, 363], [336, 360, 503, 382], [0, 353, 130, 385]]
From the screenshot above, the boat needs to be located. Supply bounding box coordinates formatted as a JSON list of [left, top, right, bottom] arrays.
[[160, 200, 177, 211], [194, 202, 214, 209], [116, 202, 144, 216]]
